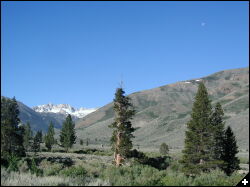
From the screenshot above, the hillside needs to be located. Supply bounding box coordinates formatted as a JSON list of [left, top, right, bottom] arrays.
[[75, 67, 249, 150]]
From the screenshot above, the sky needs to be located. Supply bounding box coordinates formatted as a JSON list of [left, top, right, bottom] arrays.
[[1, 1, 249, 108]]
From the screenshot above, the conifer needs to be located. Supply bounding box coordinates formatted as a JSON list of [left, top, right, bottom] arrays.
[[1, 97, 25, 157], [60, 114, 76, 152], [109, 87, 135, 166], [210, 102, 225, 167], [44, 122, 55, 151], [23, 122, 33, 151], [32, 131, 42, 154], [159, 143, 169, 155], [221, 126, 240, 176], [181, 82, 214, 175]]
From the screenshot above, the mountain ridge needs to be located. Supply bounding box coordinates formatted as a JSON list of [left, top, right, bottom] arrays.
[[75, 67, 249, 150], [1, 97, 97, 132], [33, 103, 97, 118]]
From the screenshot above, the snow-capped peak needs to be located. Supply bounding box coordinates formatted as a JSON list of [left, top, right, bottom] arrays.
[[33, 104, 97, 118]]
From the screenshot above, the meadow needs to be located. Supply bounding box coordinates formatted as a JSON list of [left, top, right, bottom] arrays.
[[1, 144, 248, 186]]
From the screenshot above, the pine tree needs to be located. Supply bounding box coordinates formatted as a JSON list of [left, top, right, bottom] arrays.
[[37, 131, 43, 144], [60, 114, 76, 152], [23, 122, 33, 151], [80, 139, 83, 146], [109, 87, 135, 166], [1, 97, 25, 158], [32, 131, 42, 154], [159, 143, 169, 155], [180, 82, 214, 175], [210, 102, 225, 167], [44, 122, 55, 151], [221, 126, 240, 176]]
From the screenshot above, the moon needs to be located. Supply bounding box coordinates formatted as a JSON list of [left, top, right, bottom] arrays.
[[201, 22, 206, 27]]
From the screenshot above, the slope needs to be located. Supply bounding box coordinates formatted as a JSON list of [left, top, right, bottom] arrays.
[[75, 67, 249, 150]]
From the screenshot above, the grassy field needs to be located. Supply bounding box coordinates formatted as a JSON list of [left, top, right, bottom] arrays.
[[1, 146, 248, 186]]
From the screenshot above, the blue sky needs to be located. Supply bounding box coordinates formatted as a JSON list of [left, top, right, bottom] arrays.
[[1, 1, 249, 108]]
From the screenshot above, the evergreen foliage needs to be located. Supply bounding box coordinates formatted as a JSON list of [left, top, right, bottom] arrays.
[[220, 126, 240, 176], [159, 143, 169, 155], [23, 122, 33, 151], [210, 102, 225, 167], [180, 82, 215, 175], [109, 87, 135, 166], [60, 114, 76, 152], [32, 131, 42, 153], [44, 122, 55, 151], [1, 97, 25, 158], [37, 131, 43, 144], [80, 139, 83, 145]]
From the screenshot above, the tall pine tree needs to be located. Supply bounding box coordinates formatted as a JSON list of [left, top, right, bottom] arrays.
[[23, 122, 33, 151], [32, 131, 42, 154], [37, 130, 43, 144], [1, 97, 25, 158], [181, 82, 214, 175], [44, 122, 55, 151], [210, 102, 225, 167], [60, 114, 76, 152], [109, 87, 135, 166], [221, 126, 240, 176]]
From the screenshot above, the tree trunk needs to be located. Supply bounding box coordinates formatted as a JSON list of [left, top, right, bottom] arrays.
[[115, 153, 124, 166], [114, 131, 124, 166]]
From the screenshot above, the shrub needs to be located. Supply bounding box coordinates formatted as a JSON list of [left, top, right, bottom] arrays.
[[101, 164, 166, 186], [73, 148, 113, 156], [7, 153, 20, 172], [39, 160, 64, 176], [145, 156, 171, 170], [193, 169, 242, 186], [128, 149, 171, 170], [30, 158, 43, 176], [160, 169, 244, 186], [169, 159, 183, 172], [60, 165, 87, 178], [161, 170, 192, 186], [83, 162, 107, 178], [159, 143, 169, 155]]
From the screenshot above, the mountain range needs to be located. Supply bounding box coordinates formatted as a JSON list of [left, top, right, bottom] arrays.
[[75, 67, 249, 150], [33, 104, 97, 118], [2, 99, 97, 131], [3, 67, 248, 150]]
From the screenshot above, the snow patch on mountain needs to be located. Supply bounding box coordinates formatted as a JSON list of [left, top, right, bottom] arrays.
[[33, 103, 97, 118]]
